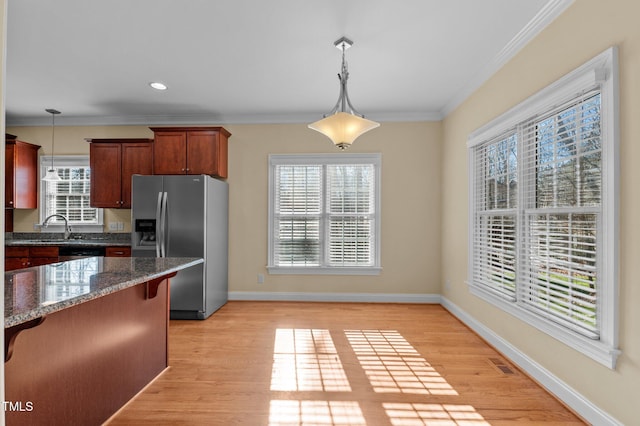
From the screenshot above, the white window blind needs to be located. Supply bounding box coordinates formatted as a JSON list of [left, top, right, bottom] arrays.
[[471, 132, 518, 301], [467, 47, 619, 368], [269, 154, 381, 275], [273, 165, 322, 267]]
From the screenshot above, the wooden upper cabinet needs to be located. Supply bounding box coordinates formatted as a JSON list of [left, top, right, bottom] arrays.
[[87, 139, 153, 208], [120, 143, 154, 207], [89, 143, 121, 208], [5, 134, 40, 209], [151, 131, 186, 175], [150, 127, 230, 178]]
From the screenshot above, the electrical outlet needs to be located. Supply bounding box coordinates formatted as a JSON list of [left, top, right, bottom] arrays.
[[117, 222, 124, 231], [445, 279, 451, 290], [108, 222, 118, 231], [257, 274, 265, 284]]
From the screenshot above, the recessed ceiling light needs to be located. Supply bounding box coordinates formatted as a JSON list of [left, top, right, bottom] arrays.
[[149, 82, 167, 90]]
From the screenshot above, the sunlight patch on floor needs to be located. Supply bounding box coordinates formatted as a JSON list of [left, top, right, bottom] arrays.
[[271, 328, 351, 392], [383, 403, 490, 426], [345, 330, 458, 395], [269, 400, 366, 426]]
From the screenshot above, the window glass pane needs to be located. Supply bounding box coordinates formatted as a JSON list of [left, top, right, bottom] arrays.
[[327, 164, 375, 266], [329, 218, 374, 266], [275, 218, 320, 266], [523, 213, 598, 335], [473, 214, 517, 300], [535, 94, 601, 208], [483, 134, 517, 210], [275, 165, 321, 215], [327, 164, 374, 214]]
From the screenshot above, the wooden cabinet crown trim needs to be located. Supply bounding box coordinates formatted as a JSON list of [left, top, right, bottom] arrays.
[[149, 126, 231, 138], [85, 138, 154, 143]]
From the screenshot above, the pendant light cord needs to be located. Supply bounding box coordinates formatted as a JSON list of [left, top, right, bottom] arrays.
[[45, 108, 61, 170], [50, 112, 55, 170]]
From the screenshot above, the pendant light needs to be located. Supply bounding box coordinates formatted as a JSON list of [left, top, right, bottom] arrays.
[[308, 37, 380, 150], [42, 108, 61, 182]]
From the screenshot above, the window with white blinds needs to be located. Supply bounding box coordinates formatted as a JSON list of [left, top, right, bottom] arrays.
[[268, 153, 381, 275], [520, 92, 601, 338], [468, 47, 619, 368], [40, 156, 103, 230]]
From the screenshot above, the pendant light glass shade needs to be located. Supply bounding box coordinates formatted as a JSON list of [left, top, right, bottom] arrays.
[[42, 108, 61, 182], [308, 112, 380, 150], [43, 168, 61, 182], [308, 37, 379, 150]]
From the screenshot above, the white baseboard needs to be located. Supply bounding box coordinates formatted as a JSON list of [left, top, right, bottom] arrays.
[[228, 291, 441, 304], [440, 297, 621, 426]]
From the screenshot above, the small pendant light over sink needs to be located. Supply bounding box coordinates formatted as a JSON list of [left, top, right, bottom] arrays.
[[42, 108, 61, 182], [308, 37, 380, 150]]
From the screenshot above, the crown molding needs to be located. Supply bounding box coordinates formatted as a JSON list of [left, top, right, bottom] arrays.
[[441, 0, 575, 117], [6, 110, 442, 127]]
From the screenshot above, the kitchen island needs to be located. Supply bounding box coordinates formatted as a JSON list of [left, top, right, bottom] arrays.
[[4, 256, 203, 426]]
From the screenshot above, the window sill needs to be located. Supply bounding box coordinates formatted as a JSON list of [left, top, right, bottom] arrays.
[[268, 266, 382, 276], [468, 282, 620, 369]]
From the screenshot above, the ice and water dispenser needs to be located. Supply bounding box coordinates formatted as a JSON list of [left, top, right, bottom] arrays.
[[134, 219, 156, 249]]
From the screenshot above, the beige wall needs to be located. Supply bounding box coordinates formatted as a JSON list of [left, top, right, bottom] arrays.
[[227, 122, 442, 295], [441, 0, 640, 423], [7, 121, 443, 297]]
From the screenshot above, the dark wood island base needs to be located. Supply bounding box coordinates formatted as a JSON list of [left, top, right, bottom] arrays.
[[4, 257, 201, 425]]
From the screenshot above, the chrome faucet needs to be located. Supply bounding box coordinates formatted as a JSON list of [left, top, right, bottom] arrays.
[[43, 214, 72, 240]]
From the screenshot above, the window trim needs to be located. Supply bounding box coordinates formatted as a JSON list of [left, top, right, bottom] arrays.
[[268, 153, 382, 275], [39, 155, 104, 233], [467, 47, 619, 368]]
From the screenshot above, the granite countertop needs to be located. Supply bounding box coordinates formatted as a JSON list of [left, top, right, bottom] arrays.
[[5, 232, 131, 247], [5, 256, 203, 328]]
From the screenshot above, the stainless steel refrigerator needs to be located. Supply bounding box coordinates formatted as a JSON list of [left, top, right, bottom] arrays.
[[131, 175, 228, 319]]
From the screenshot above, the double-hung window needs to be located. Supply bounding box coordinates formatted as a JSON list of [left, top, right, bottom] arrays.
[[40, 156, 103, 232], [268, 153, 381, 275], [468, 48, 619, 368]]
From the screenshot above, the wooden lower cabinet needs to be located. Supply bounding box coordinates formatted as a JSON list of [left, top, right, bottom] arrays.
[[5, 246, 59, 271], [105, 246, 131, 257], [5, 245, 132, 271]]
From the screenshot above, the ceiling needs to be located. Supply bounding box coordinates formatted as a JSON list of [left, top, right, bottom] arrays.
[[5, 0, 572, 127]]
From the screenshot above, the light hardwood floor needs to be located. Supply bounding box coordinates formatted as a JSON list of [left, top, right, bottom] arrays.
[[106, 301, 585, 425]]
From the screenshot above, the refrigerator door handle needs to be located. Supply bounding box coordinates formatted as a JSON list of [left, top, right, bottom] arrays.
[[160, 191, 168, 257], [155, 192, 163, 257]]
